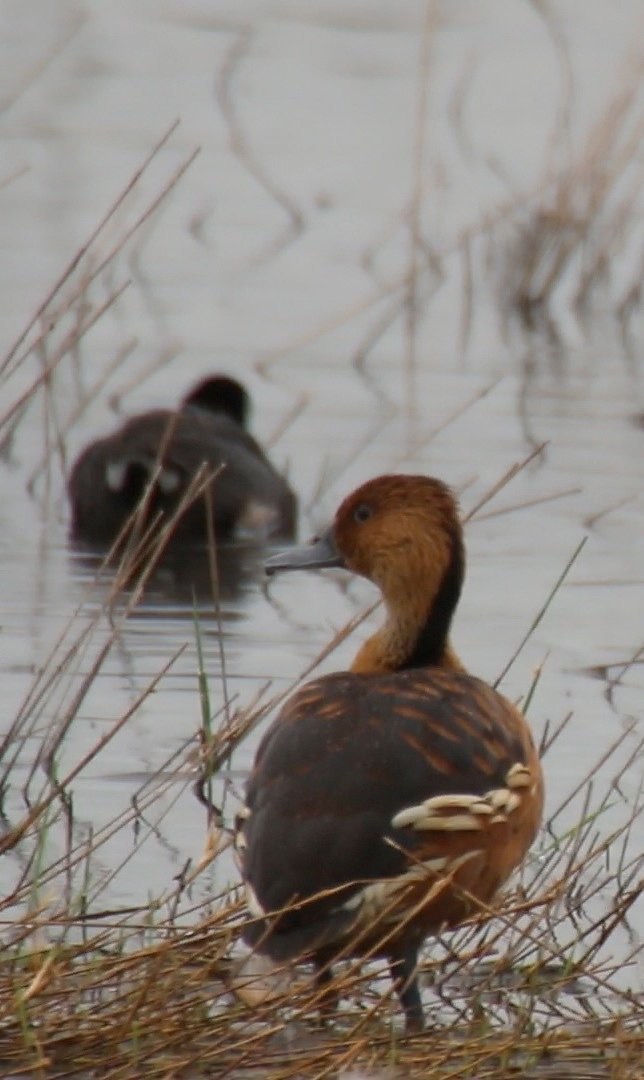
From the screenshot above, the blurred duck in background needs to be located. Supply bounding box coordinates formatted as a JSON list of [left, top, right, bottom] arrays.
[[68, 375, 297, 550]]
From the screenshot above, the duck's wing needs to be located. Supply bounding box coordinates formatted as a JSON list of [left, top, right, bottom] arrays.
[[238, 669, 542, 959]]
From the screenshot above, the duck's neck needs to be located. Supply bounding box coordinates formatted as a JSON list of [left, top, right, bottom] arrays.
[[351, 531, 465, 675]]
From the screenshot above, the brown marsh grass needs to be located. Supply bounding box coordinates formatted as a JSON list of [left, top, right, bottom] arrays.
[[491, 57, 644, 340]]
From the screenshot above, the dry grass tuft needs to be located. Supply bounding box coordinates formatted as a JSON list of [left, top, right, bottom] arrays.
[[492, 59, 644, 337], [0, 708, 643, 1078]]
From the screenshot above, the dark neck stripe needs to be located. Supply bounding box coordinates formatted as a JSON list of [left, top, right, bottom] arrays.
[[400, 528, 465, 670]]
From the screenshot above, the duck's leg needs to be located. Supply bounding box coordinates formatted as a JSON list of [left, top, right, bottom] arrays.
[[312, 954, 339, 1022], [390, 947, 424, 1031]]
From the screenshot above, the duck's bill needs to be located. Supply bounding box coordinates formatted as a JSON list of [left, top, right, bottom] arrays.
[[265, 527, 345, 576]]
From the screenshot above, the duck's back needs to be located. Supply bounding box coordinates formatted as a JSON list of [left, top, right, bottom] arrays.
[[69, 404, 296, 545], [240, 667, 543, 961]]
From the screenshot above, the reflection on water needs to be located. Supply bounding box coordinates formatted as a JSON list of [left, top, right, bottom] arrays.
[[0, 0, 642, 997], [69, 538, 268, 609]]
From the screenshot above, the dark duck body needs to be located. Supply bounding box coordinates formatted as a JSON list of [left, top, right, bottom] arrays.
[[236, 474, 544, 1029], [68, 376, 297, 548]]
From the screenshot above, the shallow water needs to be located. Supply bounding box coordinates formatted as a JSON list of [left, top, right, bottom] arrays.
[[0, 0, 642, 993]]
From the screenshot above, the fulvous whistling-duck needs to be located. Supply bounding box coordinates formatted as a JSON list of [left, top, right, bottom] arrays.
[[68, 376, 297, 548], [235, 473, 544, 1030]]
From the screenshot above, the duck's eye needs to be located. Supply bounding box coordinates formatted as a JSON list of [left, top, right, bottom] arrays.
[[353, 503, 373, 524]]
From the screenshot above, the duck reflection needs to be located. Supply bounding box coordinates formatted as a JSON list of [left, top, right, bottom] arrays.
[[68, 537, 266, 613]]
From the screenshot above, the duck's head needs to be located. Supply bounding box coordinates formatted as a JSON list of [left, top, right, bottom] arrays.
[[183, 375, 249, 428], [267, 474, 462, 592], [266, 474, 465, 672]]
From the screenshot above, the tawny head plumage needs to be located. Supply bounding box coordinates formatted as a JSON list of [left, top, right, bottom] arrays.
[[332, 474, 463, 595], [266, 474, 466, 674]]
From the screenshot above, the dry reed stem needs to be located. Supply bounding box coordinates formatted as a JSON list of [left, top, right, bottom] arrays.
[[403, 1, 437, 443], [0, 123, 200, 523], [495, 53, 644, 327], [217, 27, 304, 259], [253, 32, 643, 401], [2, 121, 184, 378]]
